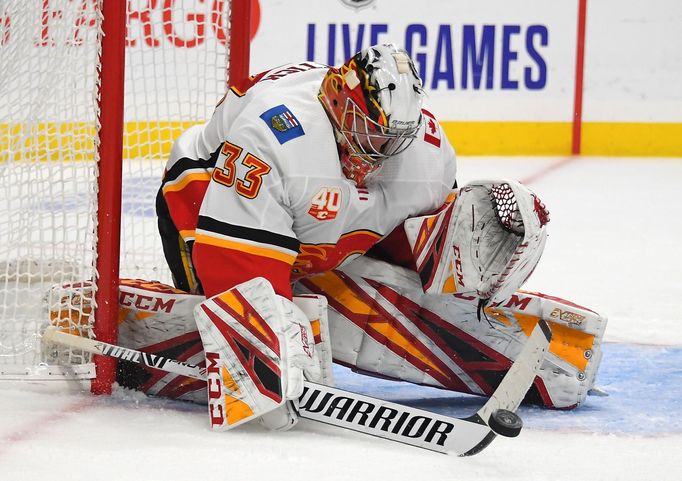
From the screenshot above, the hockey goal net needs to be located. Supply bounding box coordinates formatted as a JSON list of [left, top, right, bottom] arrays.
[[0, 0, 250, 390]]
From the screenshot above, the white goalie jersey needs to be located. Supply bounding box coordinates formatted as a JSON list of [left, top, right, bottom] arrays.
[[160, 61, 457, 298]]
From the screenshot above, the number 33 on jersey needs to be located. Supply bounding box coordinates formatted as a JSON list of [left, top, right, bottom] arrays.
[[210, 140, 345, 223], [212, 140, 271, 199]]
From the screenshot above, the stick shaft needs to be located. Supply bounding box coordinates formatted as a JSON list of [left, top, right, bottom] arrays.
[[43, 327, 206, 380], [44, 321, 551, 456]]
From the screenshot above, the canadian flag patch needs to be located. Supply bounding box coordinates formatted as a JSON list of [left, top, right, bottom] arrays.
[[422, 108, 441, 148]]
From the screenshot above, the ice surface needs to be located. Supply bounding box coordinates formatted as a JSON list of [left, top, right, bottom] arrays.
[[1, 156, 681, 481]]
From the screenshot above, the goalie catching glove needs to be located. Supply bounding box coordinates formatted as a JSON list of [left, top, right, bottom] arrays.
[[194, 277, 332, 431], [404, 179, 550, 305]]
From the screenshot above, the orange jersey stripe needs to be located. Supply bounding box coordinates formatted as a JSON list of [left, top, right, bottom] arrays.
[[162, 171, 212, 194], [194, 233, 297, 265]]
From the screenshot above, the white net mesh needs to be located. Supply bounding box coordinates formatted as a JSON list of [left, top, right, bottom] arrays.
[[0, 0, 230, 378]]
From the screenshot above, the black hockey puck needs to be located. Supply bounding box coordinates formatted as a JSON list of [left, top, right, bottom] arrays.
[[488, 409, 523, 437]]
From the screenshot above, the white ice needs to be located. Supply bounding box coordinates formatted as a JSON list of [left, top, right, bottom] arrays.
[[1, 156, 680, 481]]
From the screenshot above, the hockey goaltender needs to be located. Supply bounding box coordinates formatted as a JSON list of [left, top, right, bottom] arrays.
[[49, 44, 607, 440]]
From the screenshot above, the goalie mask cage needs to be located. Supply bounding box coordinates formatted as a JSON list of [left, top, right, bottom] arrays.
[[0, 0, 251, 393]]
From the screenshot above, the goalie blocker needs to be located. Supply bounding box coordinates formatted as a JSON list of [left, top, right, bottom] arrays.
[[194, 277, 333, 431]]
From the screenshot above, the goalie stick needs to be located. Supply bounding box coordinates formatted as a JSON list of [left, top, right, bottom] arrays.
[[43, 320, 551, 456]]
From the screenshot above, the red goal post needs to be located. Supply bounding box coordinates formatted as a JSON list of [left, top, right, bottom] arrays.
[[0, 0, 251, 394], [94, 0, 251, 394]]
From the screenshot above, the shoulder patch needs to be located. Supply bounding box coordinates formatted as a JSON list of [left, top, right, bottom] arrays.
[[421, 108, 441, 148], [260, 104, 305, 144]]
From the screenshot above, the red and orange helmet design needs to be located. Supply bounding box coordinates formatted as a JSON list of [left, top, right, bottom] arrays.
[[319, 44, 425, 186]]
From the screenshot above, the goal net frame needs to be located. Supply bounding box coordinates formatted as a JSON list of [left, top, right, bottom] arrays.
[[0, 0, 251, 395]]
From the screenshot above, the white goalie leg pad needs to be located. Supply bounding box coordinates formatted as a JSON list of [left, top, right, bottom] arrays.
[[49, 279, 333, 409], [403, 180, 550, 304], [194, 277, 320, 431], [299, 257, 606, 409]]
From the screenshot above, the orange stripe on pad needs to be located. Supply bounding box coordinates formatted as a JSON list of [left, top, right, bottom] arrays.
[[484, 308, 513, 327], [310, 319, 321, 344], [513, 313, 595, 371], [221, 367, 254, 425], [217, 290, 246, 317], [441, 269, 456, 294], [367, 319, 447, 377], [546, 322, 595, 372], [307, 272, 378, 317], [221, 366, 241, 394], [309, 272, 447, 377], [224, 394, 254, 425], [216, 290, 273, 342]]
